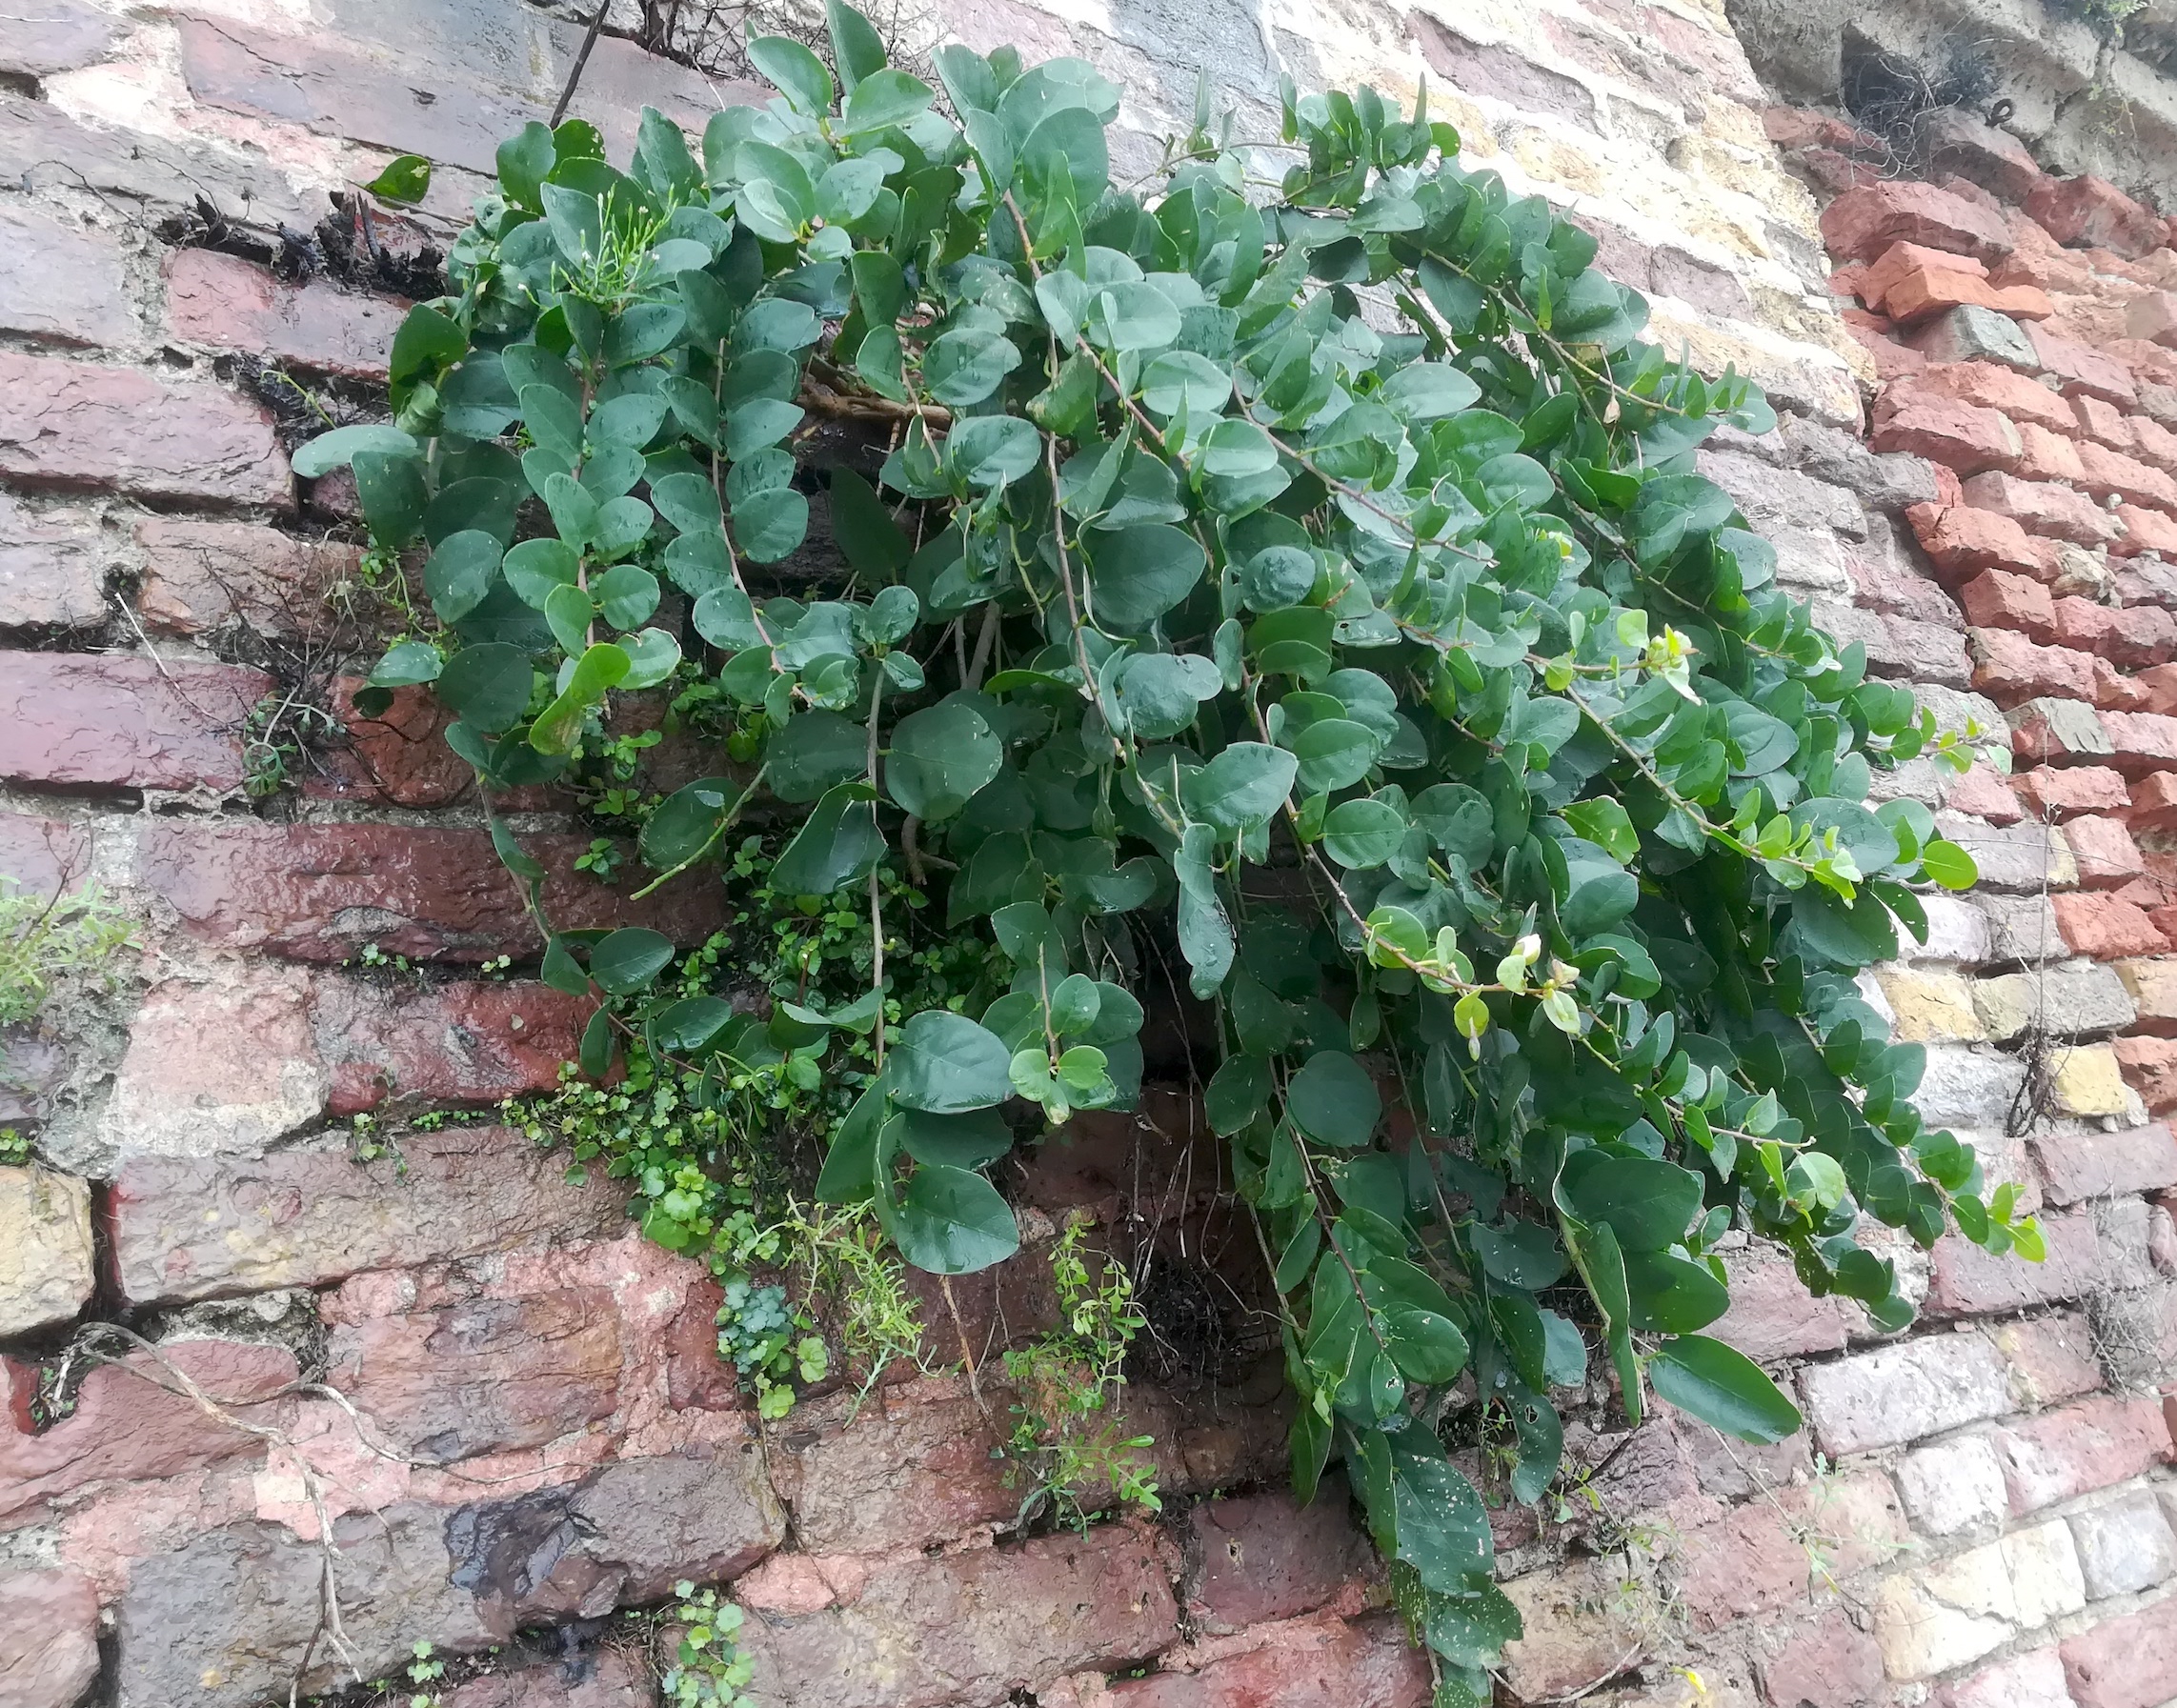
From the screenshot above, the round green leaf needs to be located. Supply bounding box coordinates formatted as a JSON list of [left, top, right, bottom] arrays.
[[768, 710, 867, 803], [886, 700, 1002, 820], [591, 927, 675, 995], [897, 1106, 1015, 1169], [889, 1011, 1013, 1113], [1286, 1051, 1381, 1148], [1321, 797, 1406, 869], [1184, 741, 1297, 834], [1920, 839, 1978, 891], [433, 643, 532, 734], [1084, 523, 1206, 633], [883, 1163, 1019, 1275]]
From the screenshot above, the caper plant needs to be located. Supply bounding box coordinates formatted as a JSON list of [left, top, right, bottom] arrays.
[[303, 8, 2036, 1689]]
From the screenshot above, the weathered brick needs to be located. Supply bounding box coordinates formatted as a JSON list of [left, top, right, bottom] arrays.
[[2010, 698, 2116, 769], [1886, 266, 2052, 327], [1822, 180, 2014, 265], [2067, 814, 2147, 887], [1799, 1333, 2010, 1456], [1863, 239, 1989, 310], [312, 975, 591, 1115], [0, 491, 108, 632], [0, 0, 115, 77], [2032, 1120, 2177, 1201], [0, 651, 272, 793], [1875, 395, 2023, 475], [1959, 569, 2056, 637], [2062, 1597, 2177, 1708], [1972, 628, 2100, 703], [1499, 1557, 1656, 1699], [1896, 1433, 2008, 1538], [1992, 1313, 2106, 1407], [0, 350, 289, 507], [2116, 958, 2177, 1034], [1876, 967, 1988, 1041], [2114, 1035, 2177, 1113], [0, 1340, 295, 1520], [1909, 502, 2063, 582], [1935, 810, 2075, 890], [2078, 439, 2177, 512], [1943, 1647, 2075, 1708], [738, 1521, 1179, 1707], [1910, 362, 2076, 433], [1914, 1042, 2029, 1128], [0, 90, 306, 228], [0, 1167, 94, 1337], [2114, 502, 2177, 556], [1993, 1395, 2171, 1514], [2088, 1280, 2177, 1389], [0, 204, 132, 347], [2016, 419, 2091, 483], [2070, 1491, 2177, 1598], [1923, 109, 2044, 204], [2129, 772, 2177, 830], [1927, 1208, 2104, 1316], [2100, 710, 2177, 774], [1106, 1615, 1428, 1708], [108, 1125, 627, 1304], [1708, 1245, 1848, 1362], [2134, 414, 2177, 483], [437, 1651, 653, 1708], [1185, 1478, 1376, 1635], [1942, 758, 2024, 820], [2056, 894, 2168, 956], [164, 249, 404, 381], [1899, 893, 1999, 965], [1676, 1498, 1811, 1631], [2133, 291, 2177, 350], [2075, 392, 2134, 451], [136, 820, 725, 963], [1695, 448, 1865, 539], [1871, 1520, 2086, 1679], [2019, 764, 2130, 817], [2027, 174, 2167, 260], [327, 1287, 624, 1464], [136, 516, 360, 637], [1972, 961, 2136, 1040], [2030, 324, 2142, 408], [0, 1569, 102, 1708], [1913, 303, 2042, 369], [2053, 1041, 2142, 1118], [1965, 472, 2124, 547]]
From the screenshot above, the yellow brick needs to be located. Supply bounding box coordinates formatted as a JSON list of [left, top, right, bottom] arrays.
[[1876, 969, 1989, 1044], [2050, 1043, 2136, 1118]]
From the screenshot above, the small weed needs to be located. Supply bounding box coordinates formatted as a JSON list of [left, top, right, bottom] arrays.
[[0, 877, 137, 1027], [661, 1582, 756, 1708]]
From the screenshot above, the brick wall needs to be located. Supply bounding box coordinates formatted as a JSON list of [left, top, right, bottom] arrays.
[[1, 2, 2174, 1707]]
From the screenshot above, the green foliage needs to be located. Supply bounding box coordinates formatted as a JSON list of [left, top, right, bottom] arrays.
[[323, 16, 2040, 1670], [1001, 1216, 1161, 1530], [0, 876, 136, 1027], [662, 1583, 755, 1707]]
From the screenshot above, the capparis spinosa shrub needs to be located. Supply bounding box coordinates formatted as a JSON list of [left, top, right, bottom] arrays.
[[302, 8, 2038, 1685]]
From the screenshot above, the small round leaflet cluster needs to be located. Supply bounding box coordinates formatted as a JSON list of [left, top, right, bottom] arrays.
[[307, 10, 2033, 1690]]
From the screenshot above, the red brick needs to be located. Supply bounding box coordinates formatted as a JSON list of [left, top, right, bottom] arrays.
[[2080, 440, 2177, 512], [109, 1125, 628, 1304], [164, 249, 403, 382], [1972, 628, 2098, 703], [136, 517, 359, 638], [2030, 323, 2142, 407], [1908, 502, 2062, 581], [1863, 239, 1989, 309], [0, 1568, 101, 1708], [1885, 266, 2054, 326], [1963, 471, 2121, 546], [2057, 893, 2169, 956], [2019, 764, 2129, 818], [0, 651, 272, 792], [2095, 657, 2153, 713], [1960, 569, 2056, 638], [1107, 1616, 1427, 1708], [2128, 769, 2177, 825], [2030, 1121, 2177, 1201], [2115, 1035, 2177, 1111], [1873, 394, 2023, 475], [0, 490, 107, 632], [0, 204, 132, 348], [1928, 1210, 2104, 1315], [2064, 1598, 2177, 1708], [0, 350, 289, 507], [1998, 243, 2096, 293], [1821, 180, 2015, 265], [2067, 814, 2147, 887], [1764, 106, 1883, 151], [312, 976, 593, 1115], [2051, 594, 2122, 653], [1993, 1316, 2106, 1406], [325, 1286, 624, 1464], [2015, 420, 2091, 484], [1713, 1245, 1849, 1360], [2115, 503, 2177, 557], [0, 1341, 295, 1520], [1845, 316, 1926, 379], [1758, 1607, 1888, 1708], [1185, 1481, 1376, 1635], [0, 815, 90, 897], [1908, 361, 2077, 432], [312, 678, 472, 808], [2132, 291, 2177, 349], [2075, 392, 2135, 450], [1945, 761, 2024, 822], [138, 820, 728, 963], [2028, 173, 2168, 260], [2132, 413, 2177, 477], [1994, 1394, 2171, 1514], [1925, 109, 2046, 205]]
